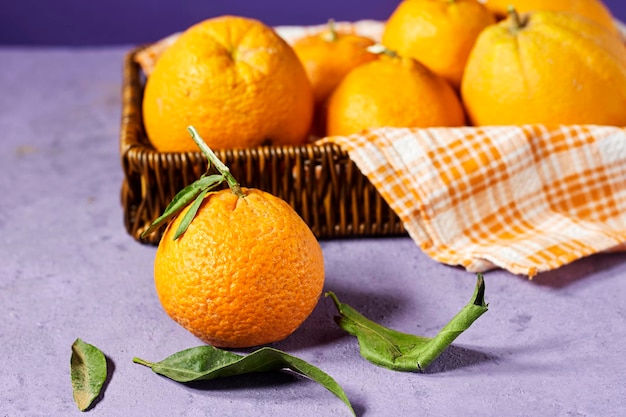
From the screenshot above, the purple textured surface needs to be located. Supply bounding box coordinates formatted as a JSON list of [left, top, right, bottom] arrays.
[[1, 47, 625, 416]]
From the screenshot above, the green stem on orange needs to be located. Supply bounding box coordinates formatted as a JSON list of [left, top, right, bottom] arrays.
[[187, 126, 244, 198], [507, 5, 527, 31], [322, 18, 338, 42], [366, 44, 399, 58]]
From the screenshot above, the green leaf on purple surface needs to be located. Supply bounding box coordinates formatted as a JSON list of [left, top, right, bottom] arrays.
[[133, 345, 355, 416], [327, 274, 488, 372], [70, 338, 108, 411]]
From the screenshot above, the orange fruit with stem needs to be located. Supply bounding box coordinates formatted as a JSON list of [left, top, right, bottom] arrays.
[[461, 8, 626, 126], [292, 20, 379, 137], [326, 50, 466, 136], [481, 0, 620, 36], [293, 20, 379, 106], [142, 15, 314, 152], [144, 127, 325, 348], [381, 0, 496, 89]]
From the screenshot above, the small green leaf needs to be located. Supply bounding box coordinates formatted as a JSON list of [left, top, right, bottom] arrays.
[[134, 346, 355, 416], [187, 126, 245, 198], [140, 174, 224, 239], [70, 338, 108, 411], [173, 187, 209, 240], [327, 274, 488, 372]]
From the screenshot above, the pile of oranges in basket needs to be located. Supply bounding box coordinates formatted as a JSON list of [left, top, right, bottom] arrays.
[[141, 0, 626, 349], [142, 0, 626, 153]]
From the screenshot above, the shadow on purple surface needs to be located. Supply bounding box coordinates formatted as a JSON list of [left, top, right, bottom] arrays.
[[181, 372, 366, 416], [182, 369, 302, 390], [274, 284, 411, 352], [531, 252, 626, 289], [423, 345, 496, 374]]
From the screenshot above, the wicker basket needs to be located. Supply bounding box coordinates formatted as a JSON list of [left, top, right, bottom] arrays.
[[120, 45, 405, 244]]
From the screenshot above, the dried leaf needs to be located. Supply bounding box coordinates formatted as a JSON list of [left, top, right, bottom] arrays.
[[70, 338, 107, 411]]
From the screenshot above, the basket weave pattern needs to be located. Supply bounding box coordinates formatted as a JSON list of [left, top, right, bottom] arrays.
[[120, 46, 405, 244]]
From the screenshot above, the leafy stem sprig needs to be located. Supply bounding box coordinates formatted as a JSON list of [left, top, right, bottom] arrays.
[[188, 126, 244, 198], [140, 126, 244, 240]]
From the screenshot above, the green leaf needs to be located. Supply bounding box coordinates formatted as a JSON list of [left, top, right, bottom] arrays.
[[173, 187, 209, 240], [133, 346, 355, 416], [70, 338, 108, 411], [327, 274, 488, 372], [140, 174, 224, 239]]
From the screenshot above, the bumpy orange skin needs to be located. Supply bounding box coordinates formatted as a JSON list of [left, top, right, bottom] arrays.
[[293, 30, 378, 137], [461, 10, 626, 126], [143, 16, 314, 152], [483, 0, 619, 36], [326, 55, 466, 136], [382, 0, 496, 89], [154, 188, 325, 348]]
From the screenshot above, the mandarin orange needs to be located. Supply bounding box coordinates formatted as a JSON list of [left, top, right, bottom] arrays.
[[326, 53, 466, 136], [293, 21, 378, 106], [147, 127, 325, 349], [142, 15, 314, 152], [461, 9, 626, 126], [482, 0, 619, 36], [293, 21, 378, 136], [382, 0, 496, 89], [154, 187, 325, 348]]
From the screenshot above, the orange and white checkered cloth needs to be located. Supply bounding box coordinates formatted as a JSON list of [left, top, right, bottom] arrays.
[[324, 125, 626, 277]]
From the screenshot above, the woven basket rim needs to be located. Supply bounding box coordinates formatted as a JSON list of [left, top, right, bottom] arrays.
[[120, 45, 352, 162], [119, 43, 406, 244]]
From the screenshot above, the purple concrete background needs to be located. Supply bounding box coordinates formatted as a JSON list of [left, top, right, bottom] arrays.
[[0, 0, 625, 45], [1, 47, 626, 416]]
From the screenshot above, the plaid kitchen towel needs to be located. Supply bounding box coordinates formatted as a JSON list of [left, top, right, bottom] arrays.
[[323, 125, 626, 277]]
